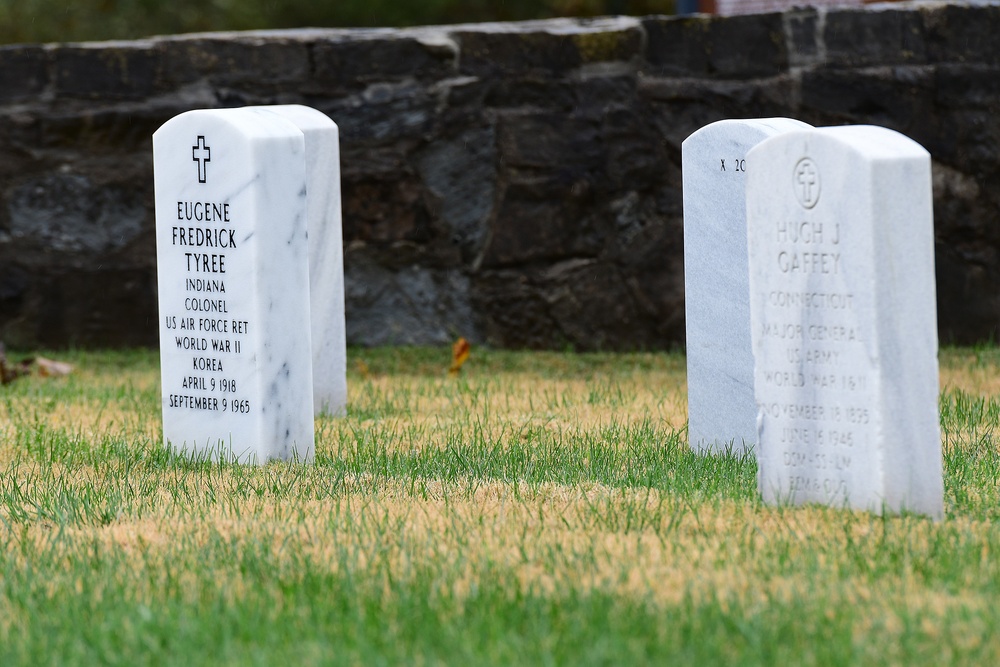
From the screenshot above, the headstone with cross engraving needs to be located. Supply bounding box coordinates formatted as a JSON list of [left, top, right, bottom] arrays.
[[746, 125, 942, 517], [682, 118, 810, 454], [247, 105, 346, 417], [153, 108, 315, 463]]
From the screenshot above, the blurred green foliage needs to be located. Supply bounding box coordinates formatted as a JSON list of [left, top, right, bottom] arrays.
[[0, 0, 676, 45]]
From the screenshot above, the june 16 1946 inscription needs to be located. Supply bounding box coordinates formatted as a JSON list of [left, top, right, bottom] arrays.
[[747, 125, 943, 518]]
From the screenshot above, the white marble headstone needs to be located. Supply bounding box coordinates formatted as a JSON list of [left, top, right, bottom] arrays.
[[153, 108, 315, 463], [250, 105, 347, 417], [747, 125, 943, 518], [682, 118, 811, 455]]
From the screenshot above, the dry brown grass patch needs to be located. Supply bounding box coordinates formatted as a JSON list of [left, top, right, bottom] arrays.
[[3, 474, 986, 624]]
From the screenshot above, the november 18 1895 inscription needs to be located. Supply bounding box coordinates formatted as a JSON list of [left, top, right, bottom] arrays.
[[747, 125, 943, 518], [153, 108, 315, 463]]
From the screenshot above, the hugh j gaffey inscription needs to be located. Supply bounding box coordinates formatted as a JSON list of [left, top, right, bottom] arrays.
[[747, 125, 943, 518], [682, 118, 810, 455], [153, 108, 315, 463]]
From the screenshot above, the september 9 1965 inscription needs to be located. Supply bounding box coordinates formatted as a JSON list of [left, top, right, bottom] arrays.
[[153, 108, 315, 463]]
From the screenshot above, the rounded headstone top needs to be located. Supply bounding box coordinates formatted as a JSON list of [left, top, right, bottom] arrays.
[[244, 105, 339, 133], [815, 125, 930, 160], [153, 107, 304, 143], [682, 117, 812, 149]]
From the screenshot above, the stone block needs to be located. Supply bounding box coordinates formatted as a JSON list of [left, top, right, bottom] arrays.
[[52, 44, 160, 100], [0, 46, 48, 103], [824, 8, 927, 67]]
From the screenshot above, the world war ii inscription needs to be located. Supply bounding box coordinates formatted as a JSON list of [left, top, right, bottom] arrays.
[[153, 108, 315, 463], [747, 126, 942, 517], [163, 195, 248, 412], [751, 192, 875, 505]]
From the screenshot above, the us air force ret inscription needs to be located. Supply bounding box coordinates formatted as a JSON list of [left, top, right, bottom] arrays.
[[164, 164, 248, 414], [153, 109, 315, 463], [747, 126, 943, 518]]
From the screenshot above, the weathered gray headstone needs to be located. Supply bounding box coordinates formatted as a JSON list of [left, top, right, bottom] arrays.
[[153, 108, 315, 463], [747, 125, 943, 518], [682, 118, 810, 454]]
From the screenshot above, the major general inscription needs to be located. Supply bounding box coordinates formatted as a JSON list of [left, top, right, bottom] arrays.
[[747, 125, 943, 518]]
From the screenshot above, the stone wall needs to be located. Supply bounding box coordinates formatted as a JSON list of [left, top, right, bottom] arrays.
[[1, 1, 998, 350]]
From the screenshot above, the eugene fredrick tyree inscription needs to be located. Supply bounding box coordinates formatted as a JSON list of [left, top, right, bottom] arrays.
[[161, 140, 249, 417], [153, 108, 314, 462]]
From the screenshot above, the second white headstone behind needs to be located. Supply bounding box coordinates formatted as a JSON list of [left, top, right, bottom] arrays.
[[253, 105, 347, 417], [682, 117, 810, 455]]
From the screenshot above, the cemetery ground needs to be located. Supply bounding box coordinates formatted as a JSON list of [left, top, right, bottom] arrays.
[[1, 347, 999, 665]]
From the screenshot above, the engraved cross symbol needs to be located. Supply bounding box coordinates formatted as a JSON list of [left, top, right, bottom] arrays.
[[796, 161, 817, 204], [192, 136, 211, 184]]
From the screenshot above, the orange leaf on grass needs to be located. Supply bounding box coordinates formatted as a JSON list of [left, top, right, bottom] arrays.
[[449, 337, 471, 376]]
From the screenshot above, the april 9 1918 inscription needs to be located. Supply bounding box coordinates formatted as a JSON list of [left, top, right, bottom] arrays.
[[682, 118, 810, 455], [747, 125, 943, 518], [153, 108, 315, 463]]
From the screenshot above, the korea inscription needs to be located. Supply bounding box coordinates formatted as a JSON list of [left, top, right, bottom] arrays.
[[153, 108, 315, 463]]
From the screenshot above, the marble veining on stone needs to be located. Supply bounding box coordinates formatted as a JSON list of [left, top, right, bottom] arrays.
[[250, 105, 347, 417], [153, 108, 315, 463]]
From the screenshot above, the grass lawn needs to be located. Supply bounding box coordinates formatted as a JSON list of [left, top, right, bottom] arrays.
[[1, 346, 999, 665]]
